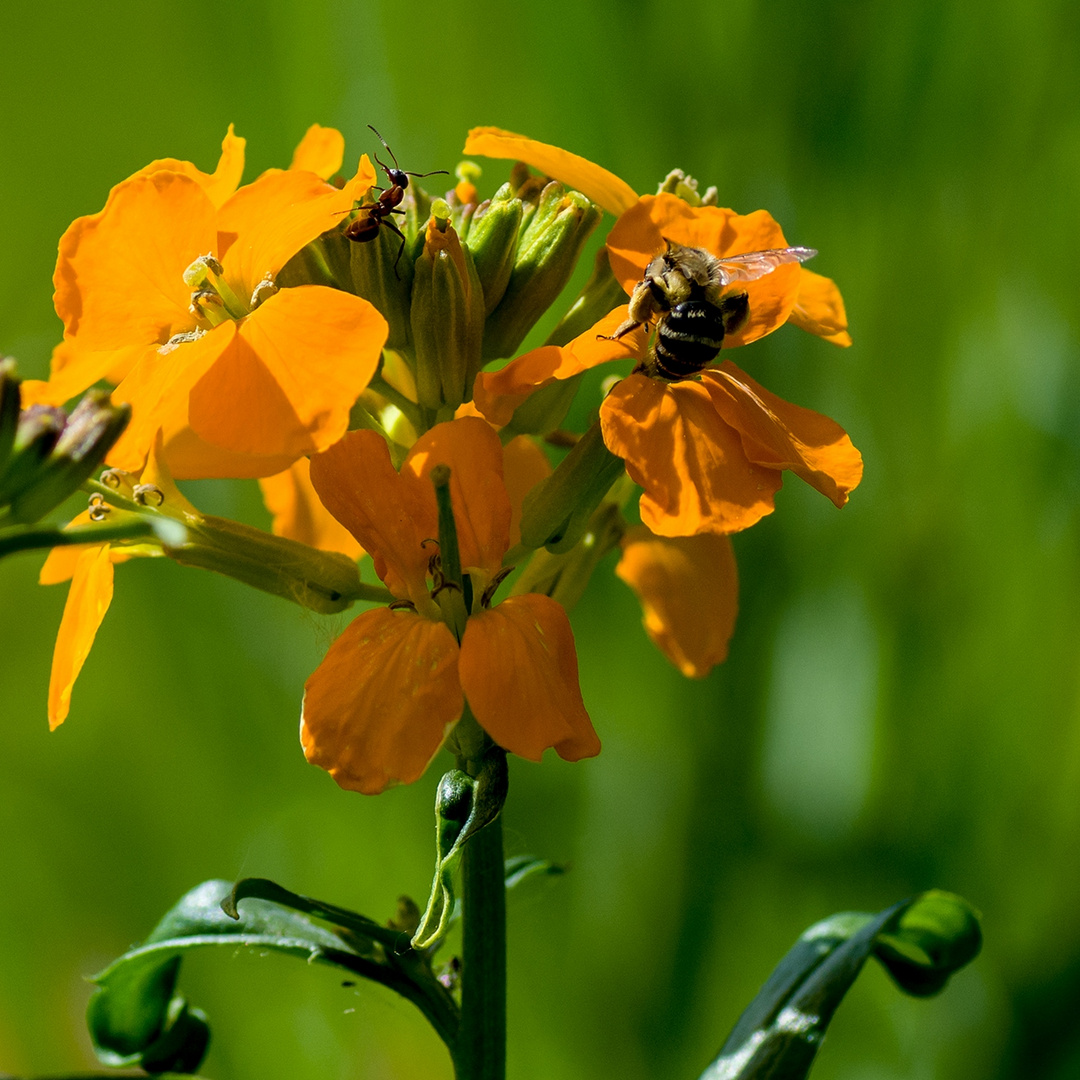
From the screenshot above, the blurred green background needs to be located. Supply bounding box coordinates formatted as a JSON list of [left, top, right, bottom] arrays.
[[2, 0, 1079, 1077]]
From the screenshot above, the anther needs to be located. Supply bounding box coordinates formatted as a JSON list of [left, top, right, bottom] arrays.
[[388, 599, 417, 612], [190, 290, 224, 319], [249, 274, 278, 309], [88, 493, 109, 522], [99, 468, 134, 492], [480, 566, 514, 609], [133, 483, 165, 507]]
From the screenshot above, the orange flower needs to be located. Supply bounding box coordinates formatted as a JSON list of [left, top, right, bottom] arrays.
[[302, 418, 598, 795], [615, 526, 738, 678], [463, 127, 850, 348], [259, 459, 364, 561], [41, 133, 387, 479], [475, 308, 862, 537]]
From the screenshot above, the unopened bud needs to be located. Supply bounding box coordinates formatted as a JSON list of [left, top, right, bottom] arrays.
[[0, 359, 21, 479], [410, 219, 485, 411], [0, 405, 65, 507], [6, 392, 131, 523], [348, 224, 414, 350], [482, 182, 601, 361], [464, 185, 523, 316]]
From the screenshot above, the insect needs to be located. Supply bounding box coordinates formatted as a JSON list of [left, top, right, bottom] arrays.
[[605, 240, 817, 381], [340, 126, 448, 275]]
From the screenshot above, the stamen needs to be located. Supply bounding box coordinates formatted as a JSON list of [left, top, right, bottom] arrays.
[[480, 566, 514, 609], [249, 274, 278, 309], [160, 328, 207, 355], [99, 468, 135, 492], [133, 483, 165, 507], [388, 599, 417, 612], [88, 493, 109, 522]]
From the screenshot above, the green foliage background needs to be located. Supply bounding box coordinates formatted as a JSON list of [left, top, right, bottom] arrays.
[[1, 1, 1078, 1076]]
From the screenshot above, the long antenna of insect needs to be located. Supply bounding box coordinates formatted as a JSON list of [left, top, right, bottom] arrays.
[[367, 125, 449, 180]]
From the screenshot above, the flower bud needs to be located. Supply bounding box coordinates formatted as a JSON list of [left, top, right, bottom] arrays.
[[518, 420, 625, 553], [410, 217, 485, 411], [7, 391, 131, 523], [0, 358, 21, 479], [0, 405, 65, 507], [464, 184, 523, 316], [482, 182, 601, 361], [348, 224, 414, 350]]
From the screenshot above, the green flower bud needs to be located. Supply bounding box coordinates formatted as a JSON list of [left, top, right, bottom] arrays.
[[482, 182, 601, 361], [0, 358, 22, 479], [518, 420, 625, 553], [410, 218, 485, 412], [0, 405, 65, 506], [464, 185, 523, 316], [7, 391, 131, 523], [348, 223, 414, 350]]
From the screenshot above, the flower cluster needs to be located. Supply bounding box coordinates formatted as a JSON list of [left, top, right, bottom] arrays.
[[31, 122, 862, 792]]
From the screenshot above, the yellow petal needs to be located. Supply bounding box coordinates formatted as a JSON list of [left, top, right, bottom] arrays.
[[502, 436, 552, 550], [404, 418, 511, 578], [459, 594, 599, 762], [464, 127, 639, 216], [259, 458, 363, 559], [616, 526, 737, 678], [289, 125, 346, 179], [704, 364, 863, 507], [788, 268, 852, 346], [600, 373, 781, 537], [186, 286, 387, 464], [53, 172, 215, 349], [46, 545, 114, 730], [301, 608, 463, 794], [309, 430, 436, 607], [128, 124, 246, 208], [38, 510, 96, 585]]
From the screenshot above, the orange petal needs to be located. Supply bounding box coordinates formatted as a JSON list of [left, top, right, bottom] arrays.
[[289, 125, 346, 179], [459, 594, 599, 762], [107, 322, 233, 475], [472, 307, 646, 426], [606, 194, 801, 348], [128, 124, 246, 208], [39, 510, 96, 584], [789, 268, 852, 346], [463, 127, 638, 216], [502, 436, 552, 549], [53, 172, 215, 348], [217, 167, 373, 294], [404, 418, 510, 578], [616, 526, 738, 678], [703, 364, 863, 507], [22, 342, 151, 407], [310, 430, 435, 606], [259, 458, 363, 559], [600, 373, 781, 537], [186, 286, 387, 462], [46, 545, 114, 730], [301, 608, 463, 794]]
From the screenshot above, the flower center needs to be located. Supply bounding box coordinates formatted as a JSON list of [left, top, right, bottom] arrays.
[[179, 254, 278, 329]]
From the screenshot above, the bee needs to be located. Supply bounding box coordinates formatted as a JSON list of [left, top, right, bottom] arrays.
[[340, 126, 448, 275], [605, 240, 817, 381]]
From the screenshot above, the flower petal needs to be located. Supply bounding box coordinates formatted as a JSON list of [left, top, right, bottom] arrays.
[[616, 526, 738, 678], [703, 364, 863, 507], [606, 194, 801, 348], [186, 286, 387, 462], [404, 418, 510, 578], [463, 128, 638, 216], [301, 608, 463, 794], [502, 436, 552, 549], [788, 268, 852, 346], [217, 166, 374, 294], [309, 430, 435, 606], [289, 124, 346, 179], [472, 307, 646, 426], [600, 373, 781, 537], [129, 124, 246, 208], [459, 594, 599, 762], [259, 458, 364, 559], [39, 510, 96, 584], [46, 545, 114, 730], [53, 172, 215, 348]]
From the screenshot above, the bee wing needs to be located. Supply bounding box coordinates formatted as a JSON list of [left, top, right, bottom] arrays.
[[712, 246, 817, 286]]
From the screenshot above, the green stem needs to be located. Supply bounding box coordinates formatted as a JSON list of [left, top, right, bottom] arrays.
[[456, 811, 506, 1080]]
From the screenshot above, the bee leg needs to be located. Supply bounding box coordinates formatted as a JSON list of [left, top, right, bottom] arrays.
[[719, 292, 750, 336], [598, 318, 644, 342]]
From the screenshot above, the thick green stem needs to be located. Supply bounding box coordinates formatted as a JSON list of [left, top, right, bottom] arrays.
[[456, 810, 506, 1080]]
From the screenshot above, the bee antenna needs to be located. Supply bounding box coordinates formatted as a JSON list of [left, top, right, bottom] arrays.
[[367, 125, 399, 170]]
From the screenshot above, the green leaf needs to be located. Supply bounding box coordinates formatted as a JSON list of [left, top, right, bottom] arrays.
[[698, 891, 982, 1080], [88, 879, 459, 1073], [503, 855, 565, 892]]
